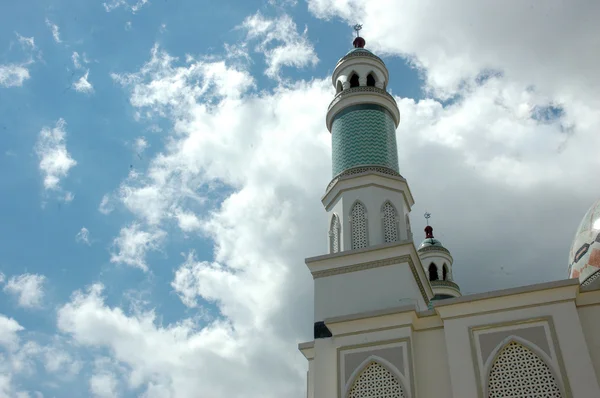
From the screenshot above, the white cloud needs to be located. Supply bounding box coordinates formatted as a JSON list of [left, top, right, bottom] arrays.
[[174, 210, 202, 233], [3, 274, 46, 309], [57, 283, 304, 397], [0, 314, 24, 350], [0, 272, 4, 284], [110, 223, 165, 271], [306, 0, 600, 105], [125, 21, 133, 31], [98, 194, 114, 215], [34, 118, 77, 191], [15, 34, 35, 50], [76, 227, 91, 245], [90, 372, 119, 398], [42, 345, 82, 376], [0, 64, 30, 87], [133, 137, 148, 154], [103, 0, 149, 13], [72, 52, 82, 69], [73, 70, 94, 94], [239, 12, 318, 79], [45, 18, 61, 43], [63, 191, 75, 202]]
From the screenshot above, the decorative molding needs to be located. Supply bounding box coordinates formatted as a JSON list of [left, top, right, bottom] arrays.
[[326, 165, 402, 192], [328, 86, 397, 114], [581, 269, 600, 286], [431, 280, 461, 292], [312, 255, 409, 278], [312, 255, 430, 306], [417, 245, 452, 256], [337, 50, 385, 66]]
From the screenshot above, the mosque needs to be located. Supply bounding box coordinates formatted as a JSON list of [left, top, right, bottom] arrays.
[[297, 33, 600, 398]]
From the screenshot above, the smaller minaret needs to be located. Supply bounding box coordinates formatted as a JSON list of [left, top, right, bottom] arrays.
[[417, 213, 461, 300]]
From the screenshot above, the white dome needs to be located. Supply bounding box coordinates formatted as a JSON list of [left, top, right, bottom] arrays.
[[568, 199, 600, 285]]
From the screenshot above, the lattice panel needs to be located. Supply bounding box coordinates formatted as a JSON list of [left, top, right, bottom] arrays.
[[351, 202, 368, 250], [331, 214, 340, 253], [382, 202, 398, 243], [488, 342, 562, 398], [347, 362, 405, 398]]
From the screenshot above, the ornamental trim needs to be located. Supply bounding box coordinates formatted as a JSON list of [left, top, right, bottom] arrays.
[[581, 269, 600, 287], [337, 50, 385, 66], [328, 86, 397, 113], [326, 165, 402, 192], [312, 255, 430, 305], [430, 280, 461, 292], [417, 245, 452, 256]]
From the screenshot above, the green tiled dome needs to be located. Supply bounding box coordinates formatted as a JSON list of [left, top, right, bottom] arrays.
[[331, 104, 399, 177]]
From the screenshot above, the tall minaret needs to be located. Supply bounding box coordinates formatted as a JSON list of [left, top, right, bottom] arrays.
[[301, 31, 434, 398]]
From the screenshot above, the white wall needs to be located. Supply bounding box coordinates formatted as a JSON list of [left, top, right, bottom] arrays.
[[314, 262, 425, 321], [413, 328, 453, 398], [577, 305, 600, 384]]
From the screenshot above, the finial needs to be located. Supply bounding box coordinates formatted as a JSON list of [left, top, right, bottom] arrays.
[[352, 24, 365, 48], [424, 212, 434, 239]]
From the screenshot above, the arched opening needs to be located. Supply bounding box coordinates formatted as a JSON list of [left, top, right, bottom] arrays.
[[487, 341, 563, 397], [349, 73, 359, 88], [347, 361, 406, 398], [366, 73, 376, 87], [443, 264, 448, 280], [428, 263, 439, 281], [336, 80, 343, 93]]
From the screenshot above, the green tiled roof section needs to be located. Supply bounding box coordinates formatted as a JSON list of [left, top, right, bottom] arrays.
[[331, 104, 399, 177]]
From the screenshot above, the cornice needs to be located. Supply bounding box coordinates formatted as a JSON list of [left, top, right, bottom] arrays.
[[311, 254, 430, 306], [326, 87, 400, 130]]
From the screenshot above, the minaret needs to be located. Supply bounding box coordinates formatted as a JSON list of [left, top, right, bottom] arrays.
[[301, 31, 434, 398], [304, 30, 434, 338], [417, 214, 461, 301]]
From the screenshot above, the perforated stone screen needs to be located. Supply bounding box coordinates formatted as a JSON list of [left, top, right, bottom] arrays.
[[330, 214, 340, 253], [351, 202, 368, 250], [382, 202, 398, 243], [487, 342, 562, 398], [347, 362, 405, 398]]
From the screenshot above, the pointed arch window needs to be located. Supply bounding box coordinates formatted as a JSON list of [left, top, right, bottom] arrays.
[[366, 73, 376, 87], [428, 263, 439, 281], [382, 201, 399, 243], [351, 202, 368, 250], [442, 263, 448, 280], [329, 214, 341, 254], [487, 341, 563, 397], [349, 73, 360, 88], [336, 80, 343, 93], [347, 361, 406, 398]]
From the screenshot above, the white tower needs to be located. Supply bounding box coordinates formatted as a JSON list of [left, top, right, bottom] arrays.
[[417, 220, 461, 301], [300, 31, 434, 398]]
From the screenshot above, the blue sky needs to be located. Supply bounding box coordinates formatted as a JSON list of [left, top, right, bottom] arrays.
[[1, 0, 600, 397]]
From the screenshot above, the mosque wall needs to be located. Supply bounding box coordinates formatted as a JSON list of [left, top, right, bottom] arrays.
[[576, 291, 600, 385], [413, 327, 452, 398]]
